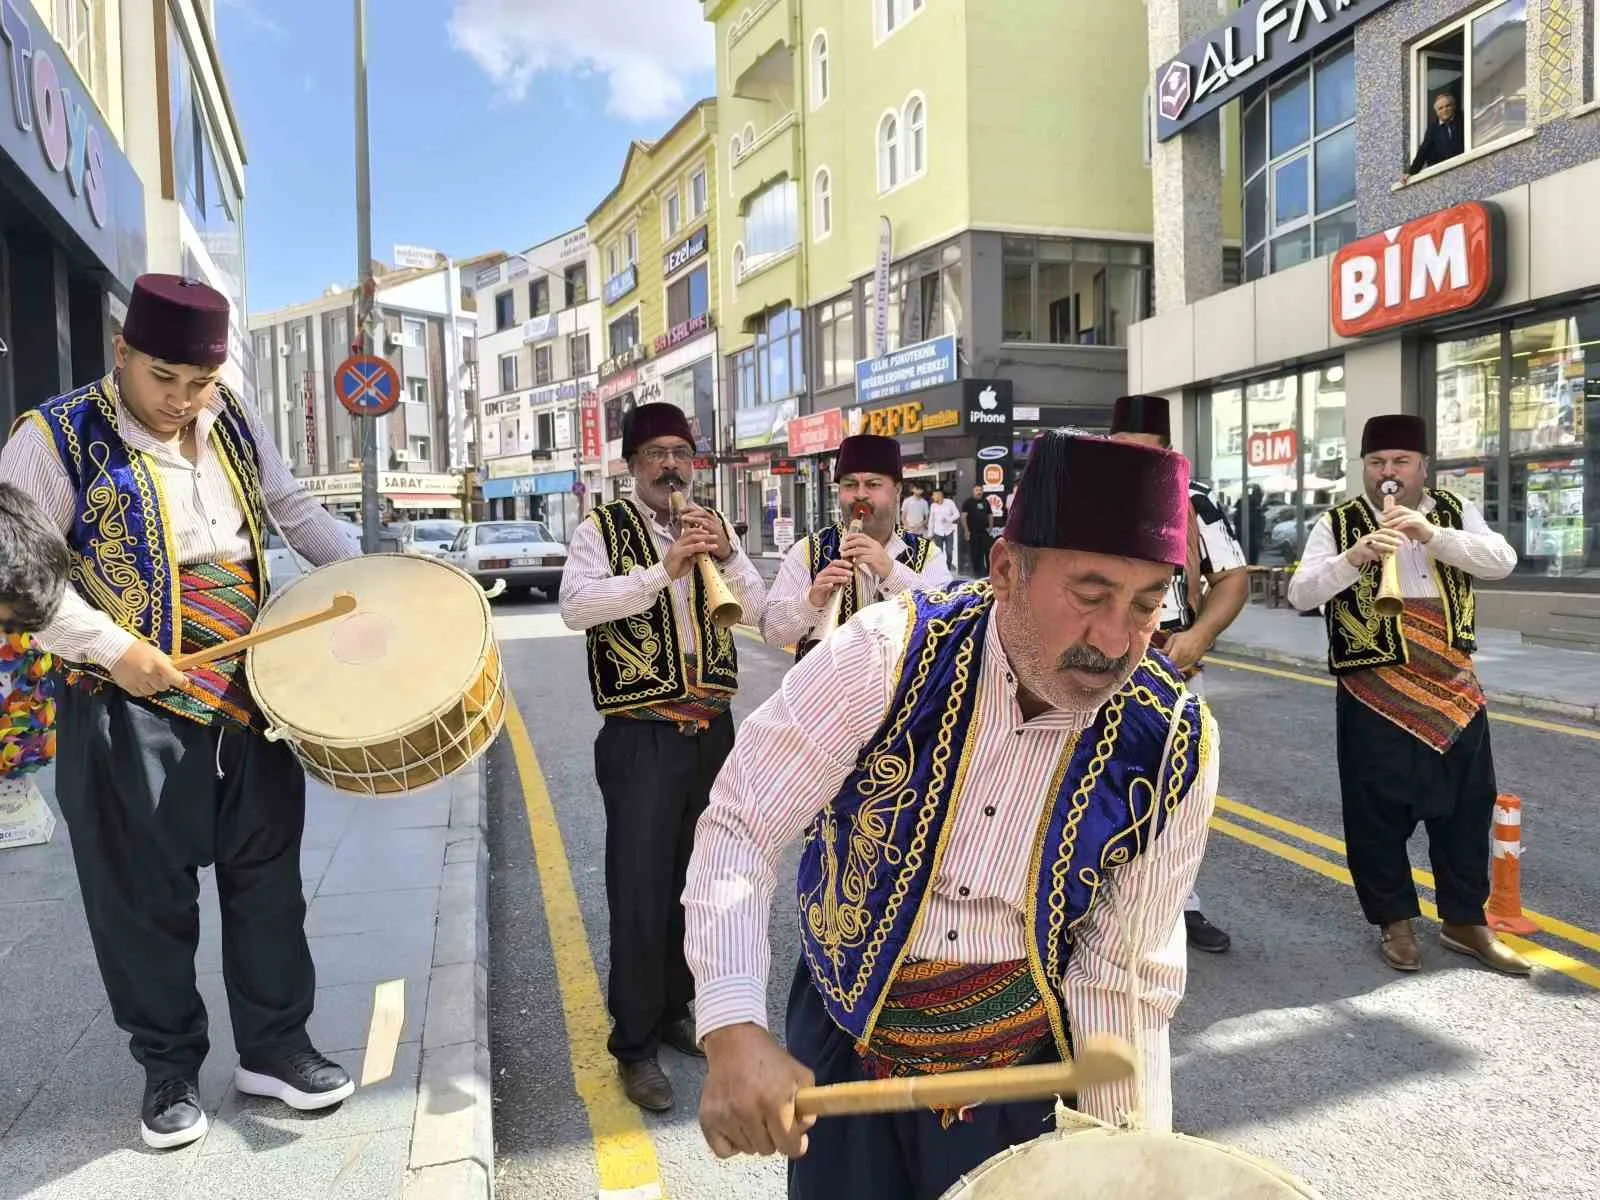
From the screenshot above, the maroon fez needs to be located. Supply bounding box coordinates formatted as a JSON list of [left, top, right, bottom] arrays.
[[834, 434, 902, 481], [622, 402, 695, 458], [1004, 430, 1190, 568], [121, 274, 230, 368], [1110, 394, 1171, 442], [1360, 414, 1428, 458]]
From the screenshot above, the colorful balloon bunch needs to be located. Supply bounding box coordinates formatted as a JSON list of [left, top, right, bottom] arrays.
[[0, 633, 59, 780]]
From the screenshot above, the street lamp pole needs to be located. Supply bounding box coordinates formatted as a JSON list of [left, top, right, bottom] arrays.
[[354, 0, 380, 552]]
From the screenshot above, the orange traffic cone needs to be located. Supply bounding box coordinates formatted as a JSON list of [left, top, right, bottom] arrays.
[[1486, 794, 1538, 935]]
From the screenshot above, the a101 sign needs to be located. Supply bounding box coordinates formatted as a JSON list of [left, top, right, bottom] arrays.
[[1330, 201, 1506, 338]]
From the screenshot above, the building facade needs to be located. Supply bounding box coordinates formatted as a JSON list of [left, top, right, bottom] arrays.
[[0, 0, 149, 436], [588, 99, 723, 511], [1133, 0, 1600, 641], [469, 229, 600, 540], [706, 0, 1165, 552], [248, 254, 489, 521]]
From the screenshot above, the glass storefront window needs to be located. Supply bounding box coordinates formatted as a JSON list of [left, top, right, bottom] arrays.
[[1429, 305, 1600, 583], [999, 236, 1151, 347], [1203, 362, 1347, 565]]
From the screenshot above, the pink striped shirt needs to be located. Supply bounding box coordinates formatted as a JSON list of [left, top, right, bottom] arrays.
[[759, 530, 953, 649], [0, 376, 357, 669], [684, 595, 1219, 1131]]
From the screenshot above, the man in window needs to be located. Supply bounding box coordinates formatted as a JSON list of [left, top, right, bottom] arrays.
[[1110, 395, 1247, 955], [1404, 91, 1463, 181]]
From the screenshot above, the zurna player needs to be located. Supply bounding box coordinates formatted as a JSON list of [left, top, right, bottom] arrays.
[[685, 429, 1219, 1199], [0, 275, 362, 1149], [761, 433, 951, 659], [558, 401, 768, 1113]]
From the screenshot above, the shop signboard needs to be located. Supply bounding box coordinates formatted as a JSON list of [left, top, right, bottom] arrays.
[[1331, 201, 1506, 338], [855, 334, 959, 405], [965, 380, 1015, 510], [603, 263, 638, 306], [663, 226, 709, 275], [787, 408, 845, 456], [523, 314, 559, 343], [846, 390, 963, 440], [654, 312, 714, 355], [734, 397, 799, 449], [579, 391, 604, 460], [1246, 428, 1298, 468], [1154, 0, 1397, 141]]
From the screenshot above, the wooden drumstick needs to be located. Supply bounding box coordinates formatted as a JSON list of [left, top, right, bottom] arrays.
[[792, 1035, 1137, 1118], [171, 591, 358, 670]]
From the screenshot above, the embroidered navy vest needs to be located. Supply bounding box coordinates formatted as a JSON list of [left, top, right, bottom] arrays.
[[583, 499, 739, 713], [1323, 489, 1475, 676], [17, 376, 270, 659], [795, 525, 934, 661], [796, 582, 1209, 1056]]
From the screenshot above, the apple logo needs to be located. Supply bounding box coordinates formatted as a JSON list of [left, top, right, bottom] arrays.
[[978, 385, 997, 411]]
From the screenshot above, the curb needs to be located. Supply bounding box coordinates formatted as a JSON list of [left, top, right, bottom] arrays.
[[402, 761, 496, 1200], [1212, 637, 1600, 728]]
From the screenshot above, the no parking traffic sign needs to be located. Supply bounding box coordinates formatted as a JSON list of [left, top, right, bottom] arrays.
[[335, 355, 401, 417]]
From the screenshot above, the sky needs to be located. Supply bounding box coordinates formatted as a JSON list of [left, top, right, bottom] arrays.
[[215, 0, 716, 314]]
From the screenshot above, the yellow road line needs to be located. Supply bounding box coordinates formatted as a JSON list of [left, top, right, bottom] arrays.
[[1207, 654, 1600, 742], [1210, 815, 1600, 991], [1217, 794, 1600, 958], [505, 699, 665, 1198]]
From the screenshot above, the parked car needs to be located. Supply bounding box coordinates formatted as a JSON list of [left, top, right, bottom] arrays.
[[265, 519, 364, 591], [448, 520, 567, 598], [400, 519, 465, 560]]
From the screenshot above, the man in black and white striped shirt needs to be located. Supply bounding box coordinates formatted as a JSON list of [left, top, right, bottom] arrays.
[[1111, 395, 1249, 954]]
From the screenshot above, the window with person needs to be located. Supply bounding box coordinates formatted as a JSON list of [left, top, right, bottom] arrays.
[[1406, 0, 1527, 180]]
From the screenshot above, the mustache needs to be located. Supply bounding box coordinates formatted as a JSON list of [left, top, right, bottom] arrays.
[[658, 472, 686, 489], [1056, 644, 1131, 676]]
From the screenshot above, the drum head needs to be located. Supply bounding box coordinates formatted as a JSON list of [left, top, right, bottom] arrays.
[[941, 1128, 1320, 1200], [247, 554, 493, 746]]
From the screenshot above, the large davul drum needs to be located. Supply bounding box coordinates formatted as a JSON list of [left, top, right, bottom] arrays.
[[940, 1126, 1324, 1200], [246, 554, 506, 795]]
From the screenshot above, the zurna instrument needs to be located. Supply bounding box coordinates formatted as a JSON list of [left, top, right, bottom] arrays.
[[1375, 479, 1405, 617], [669, 488, 743, 629], [815, 499, 873, 642]]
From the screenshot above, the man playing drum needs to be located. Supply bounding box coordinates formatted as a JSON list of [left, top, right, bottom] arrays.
[[0, 275, 363, 1149], [1108, 395, 1246, 955], [761, 433, 951, 660], [558, 401, 768, 1113], [1287, 415, 1531, 976], [684, 430, 1219, 1199]]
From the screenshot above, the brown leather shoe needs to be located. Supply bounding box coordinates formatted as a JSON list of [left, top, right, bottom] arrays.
[[1379, 919, 1421, 971], [1440, 923, 1533, 977], [618, 1058, 673, 1112], [661, 1017, 705, 1058]]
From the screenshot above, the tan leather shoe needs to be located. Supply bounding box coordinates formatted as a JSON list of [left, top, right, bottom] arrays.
[[1440, 923, 1533, 976], [1379, 919, 1421, 971], [618, 1058, 674, 1112]]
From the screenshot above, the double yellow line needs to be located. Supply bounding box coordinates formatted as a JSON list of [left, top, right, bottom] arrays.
[[1211, 792, 1600, 990]]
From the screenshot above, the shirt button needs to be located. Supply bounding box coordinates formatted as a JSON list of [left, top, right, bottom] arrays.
[[984, 805, 996, 817], [946, 929, 958, 942], [958, 886, 971, 898]]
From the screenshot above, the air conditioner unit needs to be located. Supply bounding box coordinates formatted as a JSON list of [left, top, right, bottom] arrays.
[[393, 449, 413, 463], [278, 344, 290, 357]]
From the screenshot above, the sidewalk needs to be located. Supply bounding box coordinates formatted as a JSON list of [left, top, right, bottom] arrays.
[[747, 551, 1600, 723], [0, 762, 493, 1200]]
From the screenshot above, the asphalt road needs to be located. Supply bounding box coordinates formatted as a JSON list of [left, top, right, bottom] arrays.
[[485, 592, 1600, 1200]]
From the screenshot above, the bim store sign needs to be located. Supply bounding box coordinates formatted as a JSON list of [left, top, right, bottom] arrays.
[[1153, 0, 1396, 141], [0, 0, 146, 289], [1331, 202, 1506, 338]]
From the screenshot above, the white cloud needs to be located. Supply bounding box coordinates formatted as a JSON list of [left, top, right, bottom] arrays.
[[448, 0, 714, 123], [218, 0, 287, 39]]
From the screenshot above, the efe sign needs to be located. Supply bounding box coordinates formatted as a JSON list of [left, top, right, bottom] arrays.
[[1332, 201, 1505, 338]]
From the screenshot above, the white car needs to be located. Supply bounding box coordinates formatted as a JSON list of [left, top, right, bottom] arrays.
[[265, 520, 365, 591], [449, 520, 567, 597], [401, 519, 465, 560]]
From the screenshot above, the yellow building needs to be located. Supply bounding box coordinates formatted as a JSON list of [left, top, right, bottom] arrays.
[[587, 99, 722, 507], [704, 0, 1210, 553]]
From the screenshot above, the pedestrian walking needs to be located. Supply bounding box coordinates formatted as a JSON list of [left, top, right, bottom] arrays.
[[557, 401, 768, 1112], [927, 487, 961, 568], [1287, 414, 1531, 977], [1110, 394, 1247, 954], [0, 275, 362, 1149], [684, 430, 1219, 1199], [761, 435, 950, 660], [899, 484, 929, 535], [960, 485, 993, 576]]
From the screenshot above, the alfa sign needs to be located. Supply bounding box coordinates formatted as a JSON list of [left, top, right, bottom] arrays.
[[1246, 428, 1298, 468], [1331, 201, 1505, 338], [1154, 0, 1397, 141]]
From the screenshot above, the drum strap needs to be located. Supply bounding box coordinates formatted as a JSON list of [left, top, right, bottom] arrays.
[[861, 958, 1054, 1126]]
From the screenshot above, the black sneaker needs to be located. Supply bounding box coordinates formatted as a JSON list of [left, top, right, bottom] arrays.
[[1185, 910, 1232, 954], [234, 1047, 355, 1111], [141, 1076, 207, 1150]]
